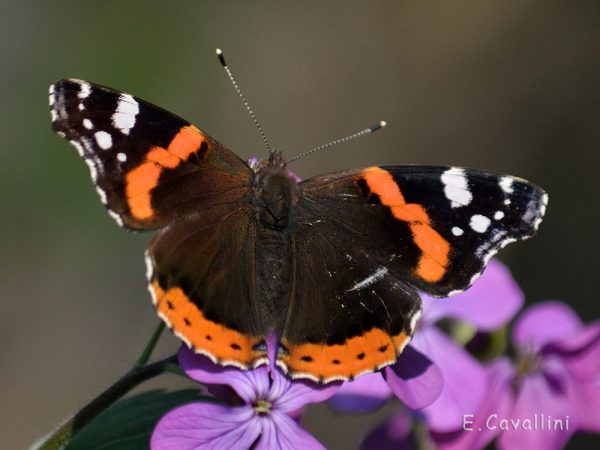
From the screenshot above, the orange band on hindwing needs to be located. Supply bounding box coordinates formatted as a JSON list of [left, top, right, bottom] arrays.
[[151, 280, 266, 368], [279, 329, 409, 382], [125, 125, 206, 220], [362, 167, 450, 282]]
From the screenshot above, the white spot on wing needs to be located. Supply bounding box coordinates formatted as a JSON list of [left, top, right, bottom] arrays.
[[446, 289, 463, 297], [470, 214, 491, 233], [533, 193, 548, 230], [144, 250, 154, 282], [117, 152, 127, 162], [112, 94, 139, 135], [95, 186, 107, 204], [451, 226, 464, 236], [499, 177, 514, 194], [78, 103, 85, 111], [441, 167, 472, 208], [409, 309, 422, 334], [540, 194, 548, 214], [348, 266, 388, 292], [79, 137, 94, 153], [94, 131, 112, 150], [108, 210, 123, 226], [83, 119, 94, 129], [50, 109, 58, 122], [77, 82, 91, 99], [84, 158, 98, 181], [494, 211, 505, 220], [395, 336, 410, 354], [70, 140, 85, 156]]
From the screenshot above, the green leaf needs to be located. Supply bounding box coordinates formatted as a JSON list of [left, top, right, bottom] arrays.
[[65, 389, 205, 450]]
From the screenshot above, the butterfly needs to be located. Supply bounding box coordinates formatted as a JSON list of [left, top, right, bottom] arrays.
[[49, 77, 547, 383]]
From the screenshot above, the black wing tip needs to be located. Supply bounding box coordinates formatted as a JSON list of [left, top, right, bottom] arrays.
[[51, 78, 87, 89]]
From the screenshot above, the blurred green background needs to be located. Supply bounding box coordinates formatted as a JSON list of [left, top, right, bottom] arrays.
[[2, 1, 599, 449]]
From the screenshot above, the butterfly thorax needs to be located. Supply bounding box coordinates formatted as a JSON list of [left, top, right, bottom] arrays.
[[254, 152, 299, 231]]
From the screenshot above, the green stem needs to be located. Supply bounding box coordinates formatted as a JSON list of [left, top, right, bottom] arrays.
[[38, 354, 177, 450], [37, 322, 171, 450], [135, 321, 166, 367]]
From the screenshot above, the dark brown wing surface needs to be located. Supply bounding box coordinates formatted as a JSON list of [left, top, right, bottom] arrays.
[[277, 164, 546, 382], [146, 203, 269, 368]]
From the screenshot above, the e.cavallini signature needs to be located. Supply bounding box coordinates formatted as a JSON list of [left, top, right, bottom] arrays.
[[463, 413, 570, 431]]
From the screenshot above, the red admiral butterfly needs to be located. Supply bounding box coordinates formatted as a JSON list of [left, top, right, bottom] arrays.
[[49, 59, 547, 383]]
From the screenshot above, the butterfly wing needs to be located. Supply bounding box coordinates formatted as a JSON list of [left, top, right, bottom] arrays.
[[50, 79, 253, 230], [299, 165, 547, 296], [278, 215, 422, 383], [51, 79, 268, 368], [277, 164, 547, 381], [145, 203, 269, 368]]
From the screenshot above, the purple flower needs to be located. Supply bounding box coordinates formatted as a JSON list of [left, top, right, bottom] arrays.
[[328, 368, 393, 413], [333, 260, 522, 428], [360, 408, 416, 450], [431, 301, 600, 450], [151, 341, 339, 449], [413, 259, 524, 431]]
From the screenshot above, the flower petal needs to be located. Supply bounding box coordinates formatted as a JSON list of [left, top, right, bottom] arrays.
[[413, 327, 487, 431], [360, 409, 415, 450], [151, 402, 261, 450], [422, 259, 523, 330], [178, 345, 270, 403], [328, 373, 393, 413], [512, 301, 583, 351], [383, 345, 443, 410], [498, 357, 576, 450], [430, 358, 515, 450], [270, 366, 340, 413], [545, 320, 600, 382], [568, 378, 600, 432], [255, 411, 326, 450]]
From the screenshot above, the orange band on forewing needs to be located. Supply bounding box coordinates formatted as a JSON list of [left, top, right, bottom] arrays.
[[152, 281, 264, 367], [126, 162, 162, 197], [411, 223, 450, 281], [125, 125, 205, 220], [168, 125, 204, 160], [362, 167, 450, 282], [279, 329, 409, 382], [147, 147, 180, 168]]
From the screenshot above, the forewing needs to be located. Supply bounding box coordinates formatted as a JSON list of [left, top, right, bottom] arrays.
[[299, 165, 547, 297], [50, 79, 253, 230]]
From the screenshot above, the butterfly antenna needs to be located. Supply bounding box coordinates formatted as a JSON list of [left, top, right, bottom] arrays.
[[287, 120, 387, 165], [216, 48, 272, 153]]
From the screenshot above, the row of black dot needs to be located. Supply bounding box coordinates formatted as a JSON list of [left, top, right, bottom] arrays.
[[165, 298, 243, 351], [166, 297, 394, 361], [298, 343, 390, 365]]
